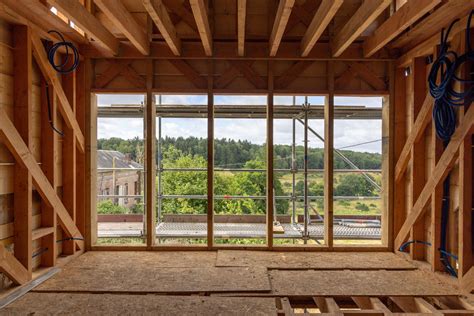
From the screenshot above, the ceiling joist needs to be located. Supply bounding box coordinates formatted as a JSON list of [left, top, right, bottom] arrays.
[[95, 0, 150, 55], [269, 0, 295, 57], [363, 0, 441, 57], [332, 0, 391, 57], [143, 0, 181, 56], [48, 0, 119, 55], [189, 0, 212, 56], [301, 0, 343, 57], [237, 0, 246, 57]]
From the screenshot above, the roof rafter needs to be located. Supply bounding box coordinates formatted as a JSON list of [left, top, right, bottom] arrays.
[[95, 0, 150, 55], [189, 0, 212, 56], [332, 0, 391, 57], [363, 0, 441, 57], [143, 0, 181, 56], [237, 0, 247, 56], [301, 0, 343, 57], [269, 0, 295, 57], [48, 0, 119, 55]]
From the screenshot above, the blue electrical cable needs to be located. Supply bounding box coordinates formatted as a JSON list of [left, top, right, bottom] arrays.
[[425, 10, 474, 278]]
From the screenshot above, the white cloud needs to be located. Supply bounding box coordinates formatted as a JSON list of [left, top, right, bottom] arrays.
[[97, 95, 383, 153]]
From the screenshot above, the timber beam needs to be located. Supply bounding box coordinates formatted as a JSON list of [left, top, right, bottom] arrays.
[[189, 0, 212, 56], [0, 245, 29, 285], [269, 0, 295, 57]]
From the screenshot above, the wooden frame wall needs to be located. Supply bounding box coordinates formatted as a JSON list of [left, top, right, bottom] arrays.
[[393, 14, 473, 289]]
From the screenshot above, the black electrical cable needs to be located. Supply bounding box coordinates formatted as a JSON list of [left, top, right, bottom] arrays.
[[45, 82, 64, 137], [426, 10, 474, 277], [56, 237, 85, 243], [43, 31, 80, 136], [46, 30, 80, 74]]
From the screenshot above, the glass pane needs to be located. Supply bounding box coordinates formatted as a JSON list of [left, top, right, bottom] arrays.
[[96, 94, 145, 246], [333, 96, 383, 245], [155, 94, 208, 245]]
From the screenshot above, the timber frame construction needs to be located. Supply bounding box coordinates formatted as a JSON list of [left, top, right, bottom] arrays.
[[0, 0, 472, 300]]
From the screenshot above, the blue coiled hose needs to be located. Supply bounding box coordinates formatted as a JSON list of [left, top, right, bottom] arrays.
[[425, 10, 474, 277]]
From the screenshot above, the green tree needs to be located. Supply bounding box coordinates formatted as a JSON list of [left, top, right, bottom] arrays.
[[334, 174, 376, 197]]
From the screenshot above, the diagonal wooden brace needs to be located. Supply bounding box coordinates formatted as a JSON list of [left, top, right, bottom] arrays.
[[30, 32, 85, 153], [0, 109, 84, 250]]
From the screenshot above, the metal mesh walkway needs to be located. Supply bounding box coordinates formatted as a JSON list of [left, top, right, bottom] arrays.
[[97, 222, 380, 239]]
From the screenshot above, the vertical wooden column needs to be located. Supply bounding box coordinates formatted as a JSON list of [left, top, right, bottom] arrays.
[[40, 82, 58, 267], [12, 25, 32, 278], [145, 60, 156, 248], [85, 59, 97, 250], [207, 60, 214, 248], [457, 30, 473, 277], [393, 67, 407, 248], [410, 57, 427, 260], [267, 60, 274, 249], [75, 59, 87, 240], [381, 62, 393, 248], [62, 57, 77, 255], [324, 61, 334, 248]]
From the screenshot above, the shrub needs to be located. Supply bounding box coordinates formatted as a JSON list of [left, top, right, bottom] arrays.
[[97, 200, 128, 214]]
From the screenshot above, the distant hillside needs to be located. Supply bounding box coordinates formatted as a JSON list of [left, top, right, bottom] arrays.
[[97, 136, 382, 170]]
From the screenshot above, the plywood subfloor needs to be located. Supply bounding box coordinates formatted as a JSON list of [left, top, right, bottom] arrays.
[[267, 270, 461, 297], [66, 251, 217, 268], [216, 250, 415, 269], [3, 293, 277, 315], [34, 265, 271, 293]]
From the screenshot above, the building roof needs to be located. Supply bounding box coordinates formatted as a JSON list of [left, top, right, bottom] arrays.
[[97, 150, 142, 170]]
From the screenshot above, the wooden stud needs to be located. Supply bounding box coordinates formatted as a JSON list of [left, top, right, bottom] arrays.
[[47, 0, 119, 55], [145, 60, 156, 248], [409, 57, 427, 260], [189, 0, 212, 56], [61, 55, 77, 255], [300, 0, 342, 57], [269, 0, 295, 57], [94, 0, 149, 55], [12, 25, 32, 278], [143, 0, 181, 56], [95, 61, 132, 89], [332, 0, 391, 57], [229, 61, 266, 90], [207, 60, 214, 248], [267, 60, 274, 249], [30, 32, 85, 153], [324, 61, 334, 248], [363, 0, 441, 57], [0, 109, 84, 248], [237, 0, 246, 57], [395, 104, 474, 250], [348, 62, 386, 91], [275, 61, 313, 90]]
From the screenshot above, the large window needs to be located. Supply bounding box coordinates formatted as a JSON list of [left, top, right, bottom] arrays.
[[93, 93, 388, 248]]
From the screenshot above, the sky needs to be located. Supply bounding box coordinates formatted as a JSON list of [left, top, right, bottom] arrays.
[[97, 94, 383, 154]]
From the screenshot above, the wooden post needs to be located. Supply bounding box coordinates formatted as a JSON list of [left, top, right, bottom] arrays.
[[267, 60, 274, 249], [146, 60, 156, 248], [40, 80, 57, 267], [410, 57, 427, 260], [393, 66, 407, 246], [381, 61, 393, 248], [324, 60, 334, 248], [207, 60, 214, 248], [62, 56, 77, 255], [12, 25, 32, 278], [75, 57, 87, 240]]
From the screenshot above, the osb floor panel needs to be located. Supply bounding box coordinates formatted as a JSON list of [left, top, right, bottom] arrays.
[[267, 270, 461, 297], [3, 293, 277, 315], [216, 250, 415, 269], [66, 251, 217, 268], [34, 265, 270, 293]]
